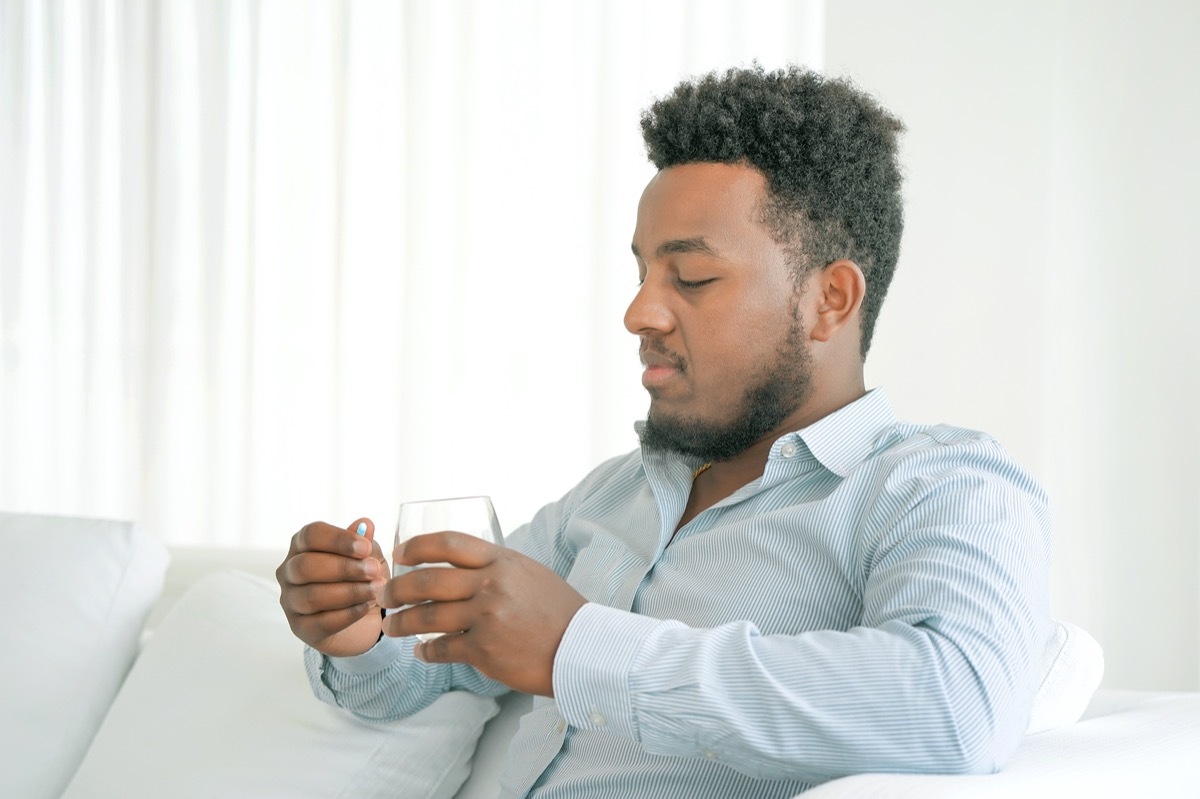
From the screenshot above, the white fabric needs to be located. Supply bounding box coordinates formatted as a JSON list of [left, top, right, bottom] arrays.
[[801, 692, 1200, 797], [1026, 620, 1104, 734], [0, 0, 823, 547], [0, 512, 167, 799], [62, 571, 497, 799], [144, 545, 286, 633], [454, 691, 535, 799], [151, 545, 1103, 784], [5, 0, 1198, 696]]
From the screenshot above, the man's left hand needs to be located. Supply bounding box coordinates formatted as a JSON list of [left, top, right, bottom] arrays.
[[377, 532, 588, 697]]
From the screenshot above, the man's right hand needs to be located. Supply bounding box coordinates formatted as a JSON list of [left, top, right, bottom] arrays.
[[277, 519, 388, 657]]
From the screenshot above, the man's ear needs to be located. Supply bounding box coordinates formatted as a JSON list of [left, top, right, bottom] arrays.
[[809, 259, 866, 343]]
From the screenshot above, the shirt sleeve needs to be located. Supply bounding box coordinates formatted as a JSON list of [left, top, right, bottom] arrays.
[[303, 633, 510, 722], [551, 441, 1053, 782]]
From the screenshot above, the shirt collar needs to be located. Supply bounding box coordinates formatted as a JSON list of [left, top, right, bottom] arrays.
[[632, 387, 898, 479], [787, 388, 897, 477]]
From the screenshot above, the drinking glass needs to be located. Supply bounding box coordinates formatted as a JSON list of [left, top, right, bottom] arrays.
[[392, 495, 504, 641]]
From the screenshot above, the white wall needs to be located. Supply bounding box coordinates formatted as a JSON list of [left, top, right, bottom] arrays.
[[3, 0, 1196, 693], [827, 0, 1200, 691]]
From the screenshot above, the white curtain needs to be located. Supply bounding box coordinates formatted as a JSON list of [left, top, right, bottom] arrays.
[[3, 0, 1198, 692], [0, 0, 824, 546]]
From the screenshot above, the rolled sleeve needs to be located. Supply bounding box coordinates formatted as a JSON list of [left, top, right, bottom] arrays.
[[303, 637, 405, 705]]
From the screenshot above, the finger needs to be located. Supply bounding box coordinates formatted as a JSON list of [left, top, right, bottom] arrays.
[[292, 521, 375, 559], [351, 517, 376, 541], [382, 598, 474, 640], [413, 629, 472, 664], [396, 531, 499, 569], [282, 550, 384, 586], [282, 578, 381, 616], [289, 603, 375, 640], [348, 518, 389, 569], [376, 563, 481, 609], [348, 515, 388, 573]]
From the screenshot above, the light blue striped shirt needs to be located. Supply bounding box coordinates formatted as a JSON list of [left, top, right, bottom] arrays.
[[306, 388, 1054, 797]]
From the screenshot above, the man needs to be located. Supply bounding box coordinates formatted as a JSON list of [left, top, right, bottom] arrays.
[[277, 65, 1053, 797]]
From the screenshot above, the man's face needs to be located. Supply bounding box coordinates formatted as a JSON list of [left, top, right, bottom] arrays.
[[626, 162, 814, 462]]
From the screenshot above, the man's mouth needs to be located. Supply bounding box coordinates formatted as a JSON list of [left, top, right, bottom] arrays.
[[639, 345, 686, 389]]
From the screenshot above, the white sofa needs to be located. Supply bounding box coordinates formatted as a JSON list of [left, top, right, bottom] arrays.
[[4, 511, 1200, 798]]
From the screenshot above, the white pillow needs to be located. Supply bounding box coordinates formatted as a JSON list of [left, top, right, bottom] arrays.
[[63, 570, 498, 799], [0, 512, 168, 799], [1025, 620, 1104, 734]]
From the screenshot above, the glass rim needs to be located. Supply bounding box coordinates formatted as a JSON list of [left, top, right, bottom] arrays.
[[397, 494, 494, 508]]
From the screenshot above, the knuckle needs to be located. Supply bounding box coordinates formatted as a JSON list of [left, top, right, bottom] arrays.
[[288, 554, 311, 582], [477, 573, 498, 594], [281, 587, 308, 615], [297, 583, 320, 613], [418, 601, 440, 627], [296, 523, 316, 549], [474, 638, 498, 664]]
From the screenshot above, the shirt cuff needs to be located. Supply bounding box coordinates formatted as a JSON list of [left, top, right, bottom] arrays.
[[552, 602, 682, 741]]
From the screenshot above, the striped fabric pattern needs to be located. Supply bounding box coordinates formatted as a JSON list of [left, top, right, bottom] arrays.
[[308, 389, 1054, 798]]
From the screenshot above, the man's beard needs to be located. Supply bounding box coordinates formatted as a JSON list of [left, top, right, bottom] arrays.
[[638, 316, 812, 463]]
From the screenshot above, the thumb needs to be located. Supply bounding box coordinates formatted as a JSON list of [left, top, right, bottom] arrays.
[[350, 518, 388, 565], [349, 517, 376, 541]]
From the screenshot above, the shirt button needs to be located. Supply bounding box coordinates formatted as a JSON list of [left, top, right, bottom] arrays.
[[555, 720, 567, 735], [781, 442, 798, 458], [589, 710, 606, 727], [704, 749, 718, 760]]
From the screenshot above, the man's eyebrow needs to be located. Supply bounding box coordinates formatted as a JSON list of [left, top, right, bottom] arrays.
[[630, 237, 721, 260]]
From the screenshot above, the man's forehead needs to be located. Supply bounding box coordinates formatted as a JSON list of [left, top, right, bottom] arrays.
[[631, 163, 769, 259], [640, 162, 766, 204]]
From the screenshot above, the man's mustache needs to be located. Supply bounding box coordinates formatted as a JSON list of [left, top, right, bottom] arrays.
[[639, 340, 687, 373]]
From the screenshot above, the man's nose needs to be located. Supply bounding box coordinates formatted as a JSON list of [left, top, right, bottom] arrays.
[[624, 279, 674, 335]]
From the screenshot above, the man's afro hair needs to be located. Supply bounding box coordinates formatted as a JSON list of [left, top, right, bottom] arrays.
[[640, 65, 905, 357]]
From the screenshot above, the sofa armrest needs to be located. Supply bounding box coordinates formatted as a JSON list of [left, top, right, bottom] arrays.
[[799, 691, 1200, 797]]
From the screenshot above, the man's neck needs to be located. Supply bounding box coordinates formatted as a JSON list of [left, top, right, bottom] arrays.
[[714, 376, 866, 478]]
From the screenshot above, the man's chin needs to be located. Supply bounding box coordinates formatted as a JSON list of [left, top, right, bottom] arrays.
[[640, 389, 804, 463], [639, 410, 736, 461]]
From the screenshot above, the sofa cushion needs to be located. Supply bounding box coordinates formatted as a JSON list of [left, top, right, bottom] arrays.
[[0, 512, 168, 799], [62, 570, 498, 798]]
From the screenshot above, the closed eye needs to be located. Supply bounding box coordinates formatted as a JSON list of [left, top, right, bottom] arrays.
[[677, 278, 716, 290]]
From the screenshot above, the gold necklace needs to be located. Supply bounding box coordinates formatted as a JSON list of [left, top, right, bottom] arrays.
[[692, 462, 713, 480]]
